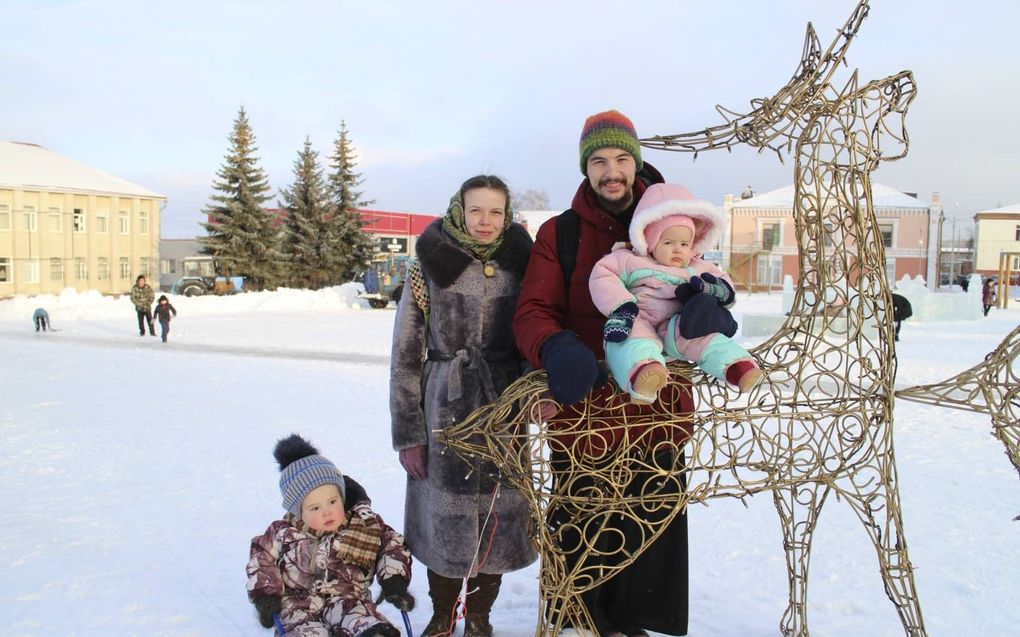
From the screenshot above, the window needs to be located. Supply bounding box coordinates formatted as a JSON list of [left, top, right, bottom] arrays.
[[139, 210, 149, 234], [50, 258, 64, 282], [98, 257, 110, 280], [0, 204, 9, 230], [96, 210, 108, 233], [119, 257, 130, 279], [756, 254, 782, 286], [879, 223, 894, 248], [160, 258, 176, 274], [0, 257, 10, 283], [762, 222, 780, 250], [49, 207, 62, 232], [75, 257, 87, 281], [24, 259, 39, 283], [24, 205, 37, 232], [886, 257, 897, 284], [119, 211, 129, 234], [73, 208, 86, 233], [139, 257, 150, 278], [1015, 225, 1020, 241]]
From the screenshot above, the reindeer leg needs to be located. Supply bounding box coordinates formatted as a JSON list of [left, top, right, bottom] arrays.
[[838, 458, 928, 637], [772, 480, 830, 637]]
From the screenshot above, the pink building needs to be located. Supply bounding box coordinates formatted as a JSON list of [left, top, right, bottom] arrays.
[[722, 184, 941, 291]]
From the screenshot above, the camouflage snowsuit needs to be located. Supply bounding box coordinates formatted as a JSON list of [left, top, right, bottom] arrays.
[[246, 501, 412, 637]]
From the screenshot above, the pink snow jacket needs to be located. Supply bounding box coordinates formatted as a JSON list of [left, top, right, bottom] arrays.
[[246, 499, 411, 637], [590, 249, 734, 330], [590, 182, 733, 329]]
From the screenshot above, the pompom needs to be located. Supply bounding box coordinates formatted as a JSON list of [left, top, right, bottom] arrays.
[[273, 434, 318, 471]]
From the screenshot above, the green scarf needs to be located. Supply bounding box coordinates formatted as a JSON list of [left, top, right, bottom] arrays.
[[440, 190, 513, 261]]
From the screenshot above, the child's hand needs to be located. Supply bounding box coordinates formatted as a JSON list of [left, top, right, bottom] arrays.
[[675, 277, 703, 303], [252, 595, 281, 629], [380, 577, 416, 611], [698, 273, 735, 305], [603, 301, 638, 343]]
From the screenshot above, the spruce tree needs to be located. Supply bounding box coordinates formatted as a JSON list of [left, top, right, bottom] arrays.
[[326, 120, 376, 282], [279, 137, 331, 289], [200, 107, 282, 290]]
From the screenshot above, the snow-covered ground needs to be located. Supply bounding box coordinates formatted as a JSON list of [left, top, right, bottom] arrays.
[[1, 286, 1017, 637]]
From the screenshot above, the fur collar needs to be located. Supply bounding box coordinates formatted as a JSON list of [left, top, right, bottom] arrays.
[[415, 219, 533, 289]]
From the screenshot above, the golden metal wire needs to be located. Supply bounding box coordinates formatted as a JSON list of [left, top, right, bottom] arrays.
[[897, 324, 1020, 485], [444, 2, 933, 635]]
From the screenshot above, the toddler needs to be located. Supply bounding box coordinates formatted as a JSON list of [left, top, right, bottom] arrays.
[[246, 434, 414, 637], [590, 183, 763, 403]]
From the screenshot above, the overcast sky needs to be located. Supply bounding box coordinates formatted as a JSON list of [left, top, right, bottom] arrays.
[[4, 0, 1017, 238]]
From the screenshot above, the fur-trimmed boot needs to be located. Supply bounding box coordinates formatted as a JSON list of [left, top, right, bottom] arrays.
[[420, 570, 463, 637], [464, 572, 502, 637]]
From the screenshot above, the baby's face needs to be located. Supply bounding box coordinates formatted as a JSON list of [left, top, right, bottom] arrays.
[[651, 225, 694, 268], [301, 484, 346, 533]]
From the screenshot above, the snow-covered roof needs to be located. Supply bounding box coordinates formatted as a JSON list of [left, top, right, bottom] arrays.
[[732, 183, 929, 210], [979, 203, 1020, 214], [0, 141, 165, 199]]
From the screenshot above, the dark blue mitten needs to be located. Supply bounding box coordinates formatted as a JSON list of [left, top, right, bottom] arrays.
[[252, 595, 282, 629], [679, 293, 738, 339], [675, 276, 705, 304], [541, 331, 600, 406], [698, 273, 735, 305], [603, 301, 638, 343]]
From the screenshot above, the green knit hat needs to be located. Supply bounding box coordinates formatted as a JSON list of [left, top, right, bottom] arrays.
[[578, 110, 643, 175]]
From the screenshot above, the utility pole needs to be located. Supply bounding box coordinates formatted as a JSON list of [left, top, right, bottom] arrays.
[[949, 216, 957, 287]]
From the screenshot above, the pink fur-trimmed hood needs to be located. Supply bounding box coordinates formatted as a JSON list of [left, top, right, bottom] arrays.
[[629, 183, 724, 257]]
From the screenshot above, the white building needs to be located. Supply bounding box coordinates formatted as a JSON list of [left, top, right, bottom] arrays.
[[0, 141, 165, 297]]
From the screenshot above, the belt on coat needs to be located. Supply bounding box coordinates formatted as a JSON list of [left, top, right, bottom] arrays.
[[425, 347, 516, 403]]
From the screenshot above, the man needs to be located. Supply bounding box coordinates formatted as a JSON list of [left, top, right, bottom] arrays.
[[130, 275, 156, 336], [514, 110, 692, 637]]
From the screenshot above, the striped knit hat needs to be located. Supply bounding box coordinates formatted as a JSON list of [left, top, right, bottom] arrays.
[[274, 434, 346, 518], [579, 110, 643, 175]]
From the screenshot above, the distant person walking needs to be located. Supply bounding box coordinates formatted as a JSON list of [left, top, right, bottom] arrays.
[[130, 275, 156, 336], [982, 279, 996, 316], [33, 308, 50, 332], [153, 295, 177, 342]]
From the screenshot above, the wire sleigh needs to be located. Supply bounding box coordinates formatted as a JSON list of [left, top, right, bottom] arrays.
[[442, 2, 1017, 636]]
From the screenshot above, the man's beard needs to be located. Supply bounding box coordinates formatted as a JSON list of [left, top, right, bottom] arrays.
[[597, 182, 633, 214]]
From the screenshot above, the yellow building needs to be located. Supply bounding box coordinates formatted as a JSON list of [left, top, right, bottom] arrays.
[[722, 184, 941, 291], [0, 141, 165, 298], [973, 203, 1020, 281]]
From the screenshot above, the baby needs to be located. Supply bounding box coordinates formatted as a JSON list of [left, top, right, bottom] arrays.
[[246, 434, 415, 637], [590, 183, 763, 403]]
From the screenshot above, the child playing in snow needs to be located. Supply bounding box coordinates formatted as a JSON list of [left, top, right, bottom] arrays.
[[589, 183, 763, 403], [32, 307, 50, 332], [246, 434, 415, 637], [152, 295, 177, 343]]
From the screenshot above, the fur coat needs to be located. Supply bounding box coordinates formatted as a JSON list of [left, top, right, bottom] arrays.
[[389, 219, 537, 578]]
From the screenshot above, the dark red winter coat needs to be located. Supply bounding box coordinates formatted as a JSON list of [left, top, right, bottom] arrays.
[[513, 164, 694, 455]]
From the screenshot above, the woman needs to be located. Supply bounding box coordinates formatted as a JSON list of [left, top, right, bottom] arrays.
[[982, 278, 996, 316], [389, 175, 537, 637]]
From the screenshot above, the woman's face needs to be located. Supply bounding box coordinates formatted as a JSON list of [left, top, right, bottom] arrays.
[[463, 187, 507, 244]]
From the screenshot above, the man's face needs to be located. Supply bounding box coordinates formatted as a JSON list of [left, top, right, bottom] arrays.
[[586, 147, 637, 212], [136, 277, 145, 287]]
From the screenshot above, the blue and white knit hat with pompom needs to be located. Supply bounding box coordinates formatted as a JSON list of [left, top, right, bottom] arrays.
[[274, 434, 346, 518]]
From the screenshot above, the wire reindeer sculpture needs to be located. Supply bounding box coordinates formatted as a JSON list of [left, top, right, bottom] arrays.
[[897, 324, 1020, 487], [443, 2, 931, 635]]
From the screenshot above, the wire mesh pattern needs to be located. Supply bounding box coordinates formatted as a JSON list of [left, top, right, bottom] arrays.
[[443, 2, 931, 635], [897, 325, 1020, 484]]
